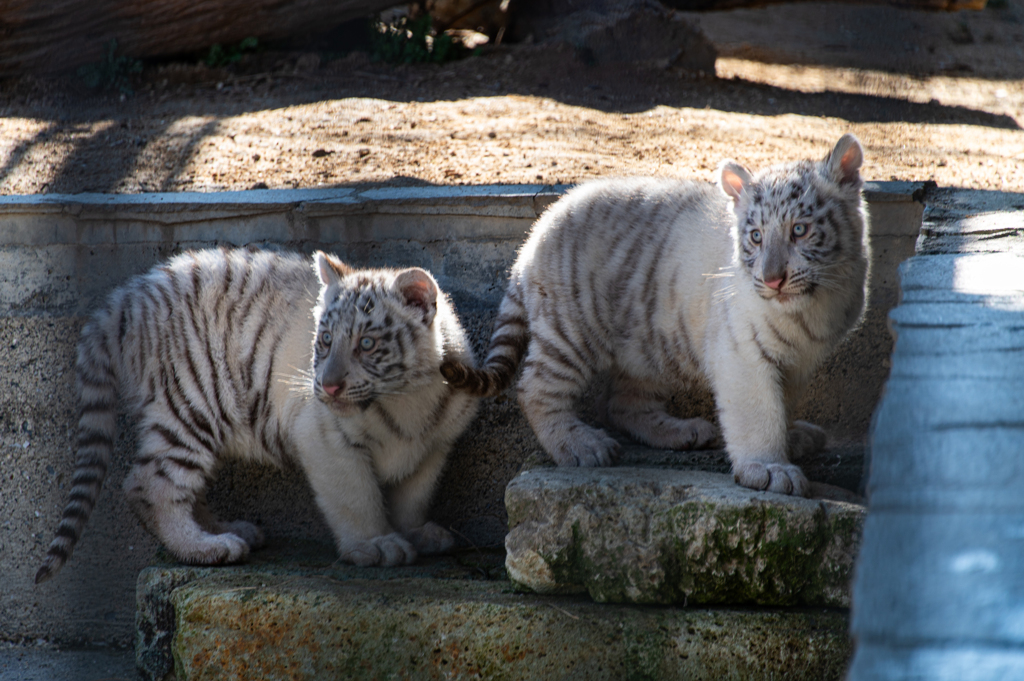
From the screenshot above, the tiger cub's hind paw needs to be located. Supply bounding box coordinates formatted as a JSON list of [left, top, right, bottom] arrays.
[[402, 521, 456, 555], [788, 420, 828, 461], [219, 520, 265, 549], [340, 533, 417, 567]]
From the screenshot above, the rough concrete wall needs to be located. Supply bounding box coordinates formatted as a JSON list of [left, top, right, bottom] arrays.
[[0, 183, 920, 644]]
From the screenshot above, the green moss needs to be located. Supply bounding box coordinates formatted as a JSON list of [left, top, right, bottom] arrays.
[[370, 15, 475, 65], [170, 575, 853, 680], [77, 39, 142, 94], [623, 622, 670, 681], [658, 501, 838, 605], [529, 497, 861, 607]]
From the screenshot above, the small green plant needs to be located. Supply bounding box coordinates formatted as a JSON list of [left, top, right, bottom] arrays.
[[77, 39, 143, 94], [204, 37, 259, 67], [370, 15, 470, 65]]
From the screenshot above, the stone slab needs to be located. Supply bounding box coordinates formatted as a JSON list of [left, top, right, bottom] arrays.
[[169, 573, 852, 681], [135, 541, 506, 681], [504, 468, 864, 607], [916, 186, 1024, 257], [920, 188, 1024, 236]]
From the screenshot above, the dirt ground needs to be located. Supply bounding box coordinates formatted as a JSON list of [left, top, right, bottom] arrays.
[[0, 1, 1023, 196]]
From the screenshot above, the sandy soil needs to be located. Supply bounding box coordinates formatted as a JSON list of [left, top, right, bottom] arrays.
[[0, 1, 1022, 195]]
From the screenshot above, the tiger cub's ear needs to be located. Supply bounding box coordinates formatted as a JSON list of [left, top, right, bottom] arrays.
[[825, 133, 864, 188], [394, 268, 438, 326], [719, 161, 753, 202], [314, 251, 354, 287]]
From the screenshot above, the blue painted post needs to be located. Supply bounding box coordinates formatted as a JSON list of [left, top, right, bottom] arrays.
[[848, 251, 1024, 680]]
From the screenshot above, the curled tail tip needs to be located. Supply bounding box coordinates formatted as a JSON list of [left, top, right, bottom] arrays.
[[34, 559, 59, 585], [439, 359, 481, 392], [440, 360, 504, 398], [439, 360, 463, 383]]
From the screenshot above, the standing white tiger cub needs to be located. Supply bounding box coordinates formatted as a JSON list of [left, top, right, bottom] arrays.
[[442, 134, 869, 497], [36, 248, 478, 583]]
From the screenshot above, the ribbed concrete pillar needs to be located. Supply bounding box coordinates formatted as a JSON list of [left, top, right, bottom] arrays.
[[849, 241, 1024, 677]]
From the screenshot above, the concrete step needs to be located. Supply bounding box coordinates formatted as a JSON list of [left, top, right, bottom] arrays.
[[505, 443, 866, 608], [0, 642, 136, 681], [136, 542, 852, 681]]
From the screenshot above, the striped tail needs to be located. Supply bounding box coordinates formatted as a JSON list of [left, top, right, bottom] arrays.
[[35, 322, 118, 584], [441, 287, 529, 397]]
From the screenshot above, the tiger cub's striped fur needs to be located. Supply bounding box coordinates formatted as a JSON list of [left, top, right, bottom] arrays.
[[36, 248, 477, 583], [442, 134, 869, 497]]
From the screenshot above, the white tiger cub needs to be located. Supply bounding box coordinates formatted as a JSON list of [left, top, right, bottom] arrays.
[[442, 134, 869, 497], [36, 248, 478, 583]]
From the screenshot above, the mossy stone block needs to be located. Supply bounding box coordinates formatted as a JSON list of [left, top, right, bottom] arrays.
[[505, 468, 865, 607], [171, 573, 851, 681], [135, 541, 505, 681]]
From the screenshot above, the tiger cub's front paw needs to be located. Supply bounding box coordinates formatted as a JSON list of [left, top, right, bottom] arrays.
[[733, 461, 810, 497], [552, 426, 620, 467], [175, 532, 251, 566]]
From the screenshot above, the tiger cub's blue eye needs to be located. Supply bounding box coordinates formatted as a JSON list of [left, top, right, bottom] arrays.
[[750, 229, 762, 244], [359, 336, 376, 351], [793, 223, 808, 238], [320, 331, 332, 346]]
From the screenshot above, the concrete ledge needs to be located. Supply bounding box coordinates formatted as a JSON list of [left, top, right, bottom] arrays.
[[0, 185, 564, 249]]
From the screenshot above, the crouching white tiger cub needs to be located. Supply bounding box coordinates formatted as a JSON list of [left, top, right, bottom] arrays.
[[442, 134, 870, 497], [36, 248, 478, 583]]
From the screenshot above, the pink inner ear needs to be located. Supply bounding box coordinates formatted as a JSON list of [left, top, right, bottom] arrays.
[[397, 270, 437, 313], [404, 281, 431, 308], [721, 167, 747, 200], [841, 146, 862, 176], [834, 138, 863, 185]]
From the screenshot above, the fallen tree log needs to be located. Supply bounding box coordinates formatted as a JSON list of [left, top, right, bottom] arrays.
[[660, 0, 985, 11], [0, 0, 402, 76], [0, 0, 987, 77]]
